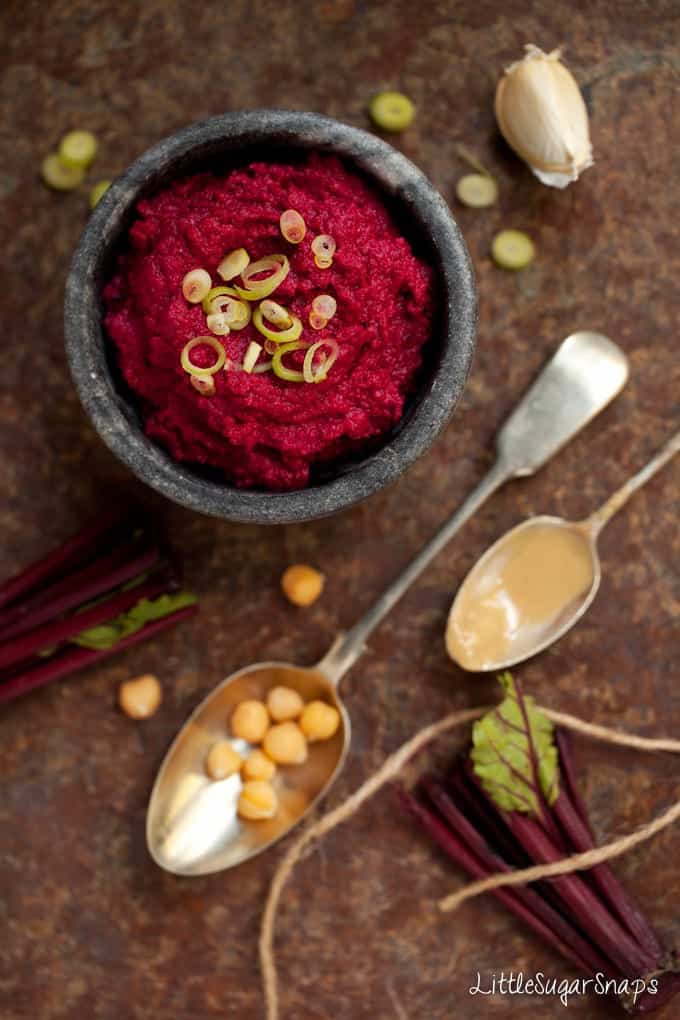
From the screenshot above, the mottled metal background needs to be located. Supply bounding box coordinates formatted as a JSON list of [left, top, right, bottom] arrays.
[[0, 1, 678, 1018]]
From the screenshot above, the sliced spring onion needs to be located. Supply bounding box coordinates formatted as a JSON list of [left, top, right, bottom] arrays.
[[202, 285, 239, 314], [309, 311, 328, 331], [260, 299, 293, 328], [263, 339, 278, 355], [58, 130, 98, 169], [280, 209, 306, 244], [228, 301, 252, 330], [314, 255, 333, 271], [311, 235, 336, 260], [368, 91, 415, 132], [243, 341, 263, 374], [182, 269, 212, 304], [303, 339, 339, 383], [206, 312, 231, 336], [41, 153, 84, 191], [217, 247, 249, 281], [233, 253, 289, 301], [190, 374, 216, 396], [311, 294, 337, 320], [491, 229, 535, 270], [204, 291, 250, 328], [89, 179, 111, 209], [180, 336, 226, 376], [271, 341, 310, 383], [456, 173, 498, 208], [252, 306, 302, 344]]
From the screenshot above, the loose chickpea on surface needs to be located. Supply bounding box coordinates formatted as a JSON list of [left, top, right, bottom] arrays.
[[299, 700, 341, 742], [118, 674, 162, 720], [266, 685, 304, 722], [263, 721, 308, 765], [280, 565, 325, 607], [238, 780, 278, 820], [230, 699, 269, 743], [205, 741, 242, 781], [242, 748, 277, 782]]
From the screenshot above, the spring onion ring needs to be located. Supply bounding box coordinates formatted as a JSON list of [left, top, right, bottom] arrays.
[[233, 254, 289, 301], [311, 235, 336, 260], [309, 311, 328, 331], [58, 130, 98, 169], [280, 209, 306, 244], [253, 306, 302, 344], [201, 285, 239, 314], [217, 248, 249, 281], [41, 153, 84, 191], [180, 336, 226, 376], [243, 341, 263, 374], [183, 269, 212, 304], [303, 339, 339, 383], [314, 255, 333, 270], [271, 341, 310, 383], [205, 312, 231, 336], [190, 374, 216, 396], [260, 299, 293, 328], [311, 294, 337, 320]]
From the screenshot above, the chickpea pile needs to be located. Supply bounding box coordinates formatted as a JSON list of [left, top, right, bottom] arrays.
[[204, 685, 341, 821]]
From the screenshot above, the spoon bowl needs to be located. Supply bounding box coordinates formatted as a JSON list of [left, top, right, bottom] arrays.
[[146, 660, 349, 875]]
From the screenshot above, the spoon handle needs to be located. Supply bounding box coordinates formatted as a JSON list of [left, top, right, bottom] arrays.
[[317, 457, 512, 683], [586, 429, 680, 536]]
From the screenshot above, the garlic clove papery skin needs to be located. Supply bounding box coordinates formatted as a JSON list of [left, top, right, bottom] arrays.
[[495, 45, 593, 189]]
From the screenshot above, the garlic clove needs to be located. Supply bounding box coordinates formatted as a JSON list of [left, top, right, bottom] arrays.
[[495, 45, 593, 188]]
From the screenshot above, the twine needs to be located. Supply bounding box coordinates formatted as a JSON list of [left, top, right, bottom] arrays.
[[260, 705, 680, 1020]]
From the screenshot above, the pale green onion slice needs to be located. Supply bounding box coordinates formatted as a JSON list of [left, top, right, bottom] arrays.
[[182, 269, 212, 304], [309, 311, 328, 331], [180, 336, 226, 376], [243, 341, 263, 375], [202, 285, 239, 314], [303, 339, 339, 383], [271, 341, 309, 383], [190, 374, 216, 396], [227, 301, 252, 330], [89, 179, 111, 209], [368, 91, 415, 132], [206, 312, 231, 336], [311, 294, 337, 320], [260, 299, 293, 328], [280, 209, 306, 244], [311, 235, 336, 260], [314, 255, 333, 271], [263, 339, 278, 355], [58, 130, 98, 169], [456, 174, 498, 208], [217, 247, 249, 281], [41, 153, 84, 191], [491, 229, 535, 270], [252, 306, 302, 344], [233, 253, 289, 301]]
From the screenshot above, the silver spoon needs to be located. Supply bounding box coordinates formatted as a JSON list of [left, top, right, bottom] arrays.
[[446, 429, 680, 672], [147, 331, 629, 874]]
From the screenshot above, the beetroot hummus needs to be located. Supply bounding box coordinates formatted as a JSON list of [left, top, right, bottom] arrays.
[[104, 154, 434, 491]]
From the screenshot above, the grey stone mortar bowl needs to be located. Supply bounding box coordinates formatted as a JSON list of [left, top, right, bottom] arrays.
[[64, 110, 476, 524]]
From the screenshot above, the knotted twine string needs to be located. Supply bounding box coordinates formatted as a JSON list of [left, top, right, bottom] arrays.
[[259, 705, 680, 1020]]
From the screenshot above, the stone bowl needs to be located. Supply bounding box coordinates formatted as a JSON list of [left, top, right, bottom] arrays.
[[64, 110, 476, 524]]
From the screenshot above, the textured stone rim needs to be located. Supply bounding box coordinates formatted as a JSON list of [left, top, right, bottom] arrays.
[[64, 110, 476, 524]]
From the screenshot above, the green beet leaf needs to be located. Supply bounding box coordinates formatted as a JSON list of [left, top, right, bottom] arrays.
[[72, 591, 197, 651], [471, 672, 559, 816]]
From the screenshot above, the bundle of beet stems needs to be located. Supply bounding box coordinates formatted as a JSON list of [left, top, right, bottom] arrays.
[[0, 507, 197, 703], [400, 675, 679, 1015]]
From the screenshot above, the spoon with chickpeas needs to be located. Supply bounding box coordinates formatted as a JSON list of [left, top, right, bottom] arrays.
[[147, 331, 629, 875]]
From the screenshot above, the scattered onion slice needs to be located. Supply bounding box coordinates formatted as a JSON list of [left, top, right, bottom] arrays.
[[313, 255, 333, 271], [309, 311, 328, 331], [271, 341, 309, 383], [41, 153, 84, 191], [190, 374, 216, 396], [217, 248, 249, 281], [243, 341, 263, 374], [206, 312, 231, 336], [253, 306, 302, 344], [311, 235, 336, 260], [303, 339, 339, 384], [202, 285, 239, 313], [311, 294, 337, 320], [182, 269, 212, 303], [280, 209, 306, 244], [263, 339, 278, 355], [180, 336, 226, 376], [233, 254, 290, 301], [260, 299, 293, 328]]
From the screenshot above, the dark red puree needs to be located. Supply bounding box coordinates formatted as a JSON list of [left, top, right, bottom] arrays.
[[104, 154, 434, 491]]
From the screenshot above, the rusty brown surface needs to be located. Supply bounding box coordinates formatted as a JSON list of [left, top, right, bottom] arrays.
[[0, 1, 679, 1018]]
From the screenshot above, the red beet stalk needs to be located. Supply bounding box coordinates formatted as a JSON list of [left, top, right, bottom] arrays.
[[0, 541, 160, 642], [0, 604, 197, 704], [0, 507, 137, 611], [0, 575, 171, 673]]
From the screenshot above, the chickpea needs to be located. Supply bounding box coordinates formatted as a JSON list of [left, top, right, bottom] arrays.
[[281, 564, 325, 607], [118, 674, 162, 720], [230, 699, 269, 743], [266, 685, 304, 722], [205, 741, 242, 781], [263, 721, 308, 765], [299, 700, 340, 742], [238, 780, 278, 820], [242, 748, 277, 782]]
